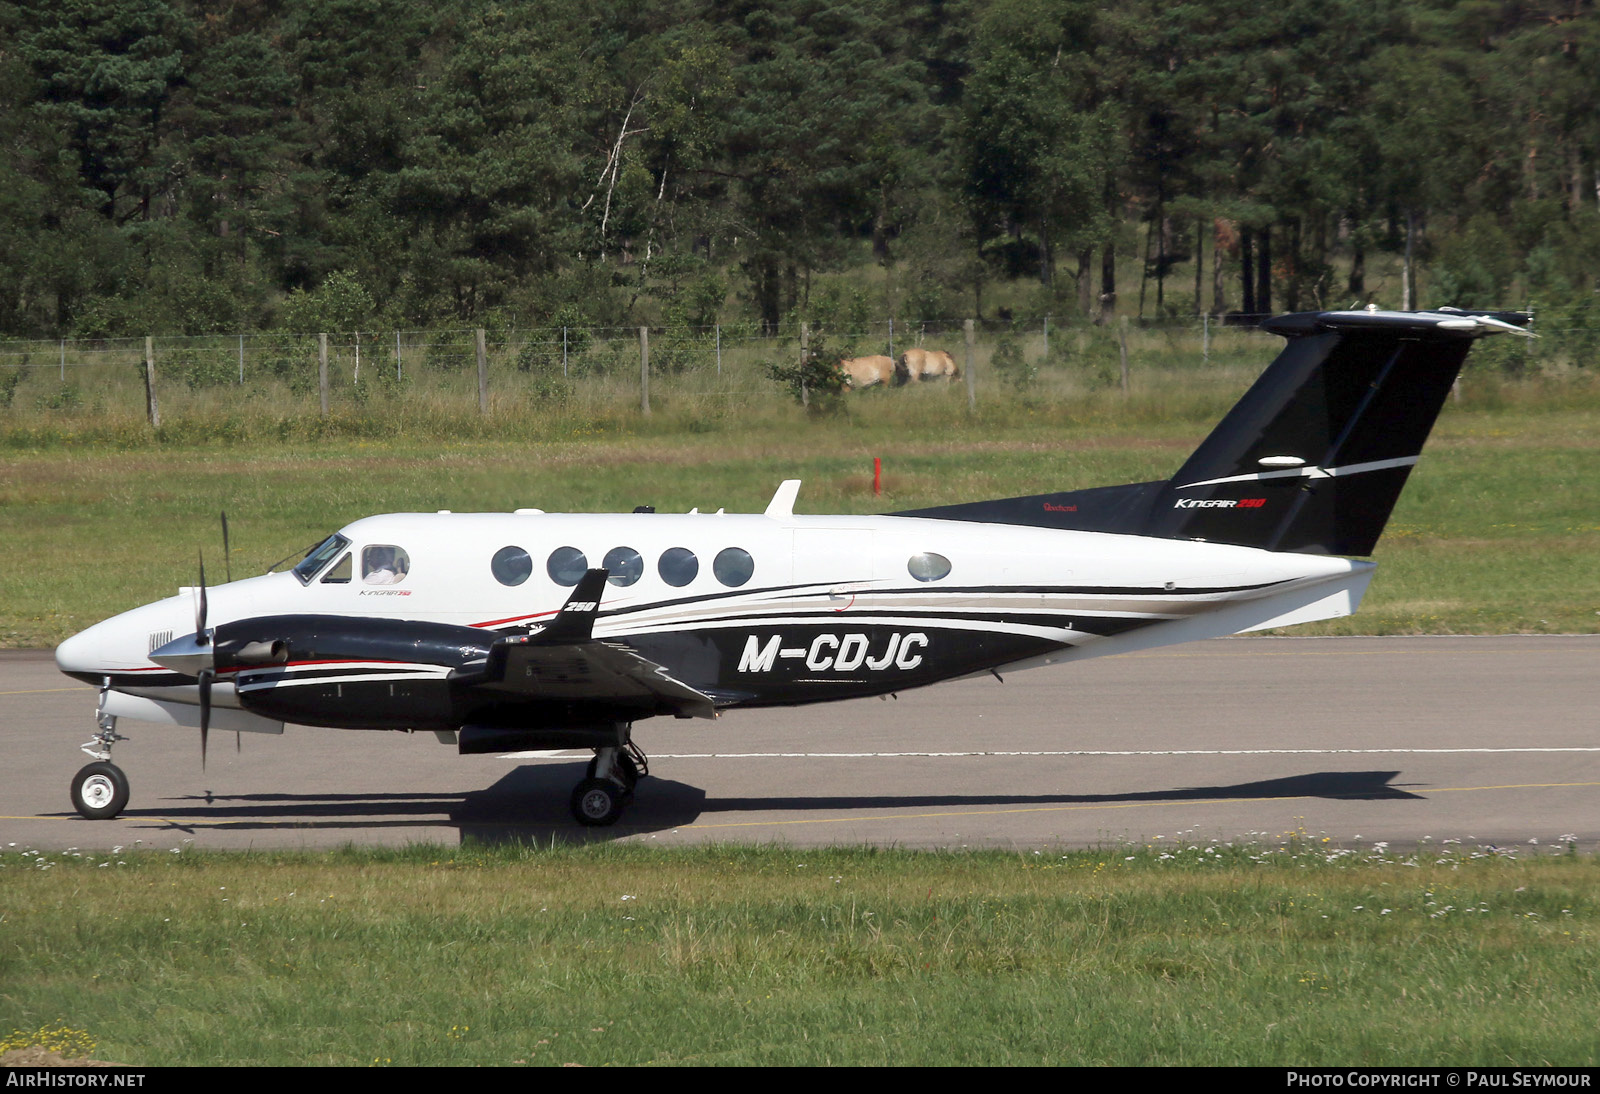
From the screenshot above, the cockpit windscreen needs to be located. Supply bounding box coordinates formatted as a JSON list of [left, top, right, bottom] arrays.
[[291, 534, 351, 584]]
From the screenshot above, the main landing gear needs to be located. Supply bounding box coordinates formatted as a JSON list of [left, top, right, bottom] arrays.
[[73, 698, 130, 820], [570, 739, 649, 827]]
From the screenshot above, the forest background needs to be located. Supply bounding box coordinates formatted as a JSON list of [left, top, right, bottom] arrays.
[[1, 0, 1598, 344]]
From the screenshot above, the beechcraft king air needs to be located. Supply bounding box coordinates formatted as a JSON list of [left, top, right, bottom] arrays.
[[54, 308, 1531, 826]]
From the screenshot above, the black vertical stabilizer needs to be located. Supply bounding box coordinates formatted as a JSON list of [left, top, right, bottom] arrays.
[[894, 309, 1530, 555]]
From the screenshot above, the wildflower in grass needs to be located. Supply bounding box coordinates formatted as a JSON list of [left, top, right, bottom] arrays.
[[0, 1022, 96, 1059]]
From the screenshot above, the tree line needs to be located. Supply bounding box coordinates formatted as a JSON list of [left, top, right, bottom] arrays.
[[1, 0, 1596, 343]]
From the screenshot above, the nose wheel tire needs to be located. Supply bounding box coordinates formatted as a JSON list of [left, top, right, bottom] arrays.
[[71, 762, 129, 820], [570, 777, 627, 827]]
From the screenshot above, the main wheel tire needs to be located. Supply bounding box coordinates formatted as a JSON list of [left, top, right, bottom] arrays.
[[586, 752, 640, 791], [71, 762, 129, 820], [570, 777, 626, 827]]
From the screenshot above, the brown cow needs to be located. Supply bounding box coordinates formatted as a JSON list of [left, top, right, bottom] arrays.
[[898, 347, 959, 382], [839, 355, 896, 389]]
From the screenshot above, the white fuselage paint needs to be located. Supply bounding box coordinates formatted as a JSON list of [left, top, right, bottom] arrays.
[[55, 506, 1374, 723]]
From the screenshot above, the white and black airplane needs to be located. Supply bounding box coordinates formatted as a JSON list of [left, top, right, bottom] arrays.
[[54, 308, 1530, 826]]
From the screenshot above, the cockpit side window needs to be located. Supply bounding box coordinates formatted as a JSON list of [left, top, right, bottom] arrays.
[[363, 545, 410, 585], [292, 534, 350, 585], [320, 552, 353, 584]]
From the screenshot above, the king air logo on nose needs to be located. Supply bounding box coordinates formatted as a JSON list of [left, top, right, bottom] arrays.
[[739, 632, 928, 674]]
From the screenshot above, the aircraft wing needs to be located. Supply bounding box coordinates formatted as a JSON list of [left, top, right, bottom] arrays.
[[465, 637, 717, 719], [452, 569, 718, 720]]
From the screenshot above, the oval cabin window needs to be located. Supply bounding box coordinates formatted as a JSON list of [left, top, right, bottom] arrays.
[[546, 546, 588, 587], [492, 546, 532, 586], [658, 547, 699, 587], [713, 547, 755, 587], [603, 546, 644, 587]]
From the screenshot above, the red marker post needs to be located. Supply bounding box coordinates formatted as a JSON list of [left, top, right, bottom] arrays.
[[873, 457, 882, 497]]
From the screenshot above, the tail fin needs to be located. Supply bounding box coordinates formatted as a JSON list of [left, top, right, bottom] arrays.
[[895, 309, 1531, 556]]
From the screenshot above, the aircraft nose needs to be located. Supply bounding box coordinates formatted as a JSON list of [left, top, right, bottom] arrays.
[[55, 611, 158, 681], [55, 626, 104, 678]]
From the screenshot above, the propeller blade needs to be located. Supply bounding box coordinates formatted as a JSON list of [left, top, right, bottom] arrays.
[[221, 512, 232, 584], [198, 667, 212, 770], [196, 551, 209, 646]]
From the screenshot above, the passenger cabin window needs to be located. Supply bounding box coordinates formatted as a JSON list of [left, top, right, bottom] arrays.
[[603, 546, 643, 586], [658, 547, 699, 587], [907, 552, 951, 582], [713, 547, 754, 587], [547, 546, 587, 587], [491, 546, 532, 586], [363, 545, 410, 585], [293, 533, 350, 584], [320, 552, 353, 584]]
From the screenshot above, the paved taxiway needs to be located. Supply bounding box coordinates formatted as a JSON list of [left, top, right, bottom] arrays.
[[2, 635, 1596, 852]]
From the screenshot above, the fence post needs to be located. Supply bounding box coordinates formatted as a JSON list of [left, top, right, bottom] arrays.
[[562, 327, 568, 378], [1118, 316, 1130, 398], [799, 321, 810, 407], [476, 328, 488, 414], [1043, 316, 1049, 359], [318, 333, 329, 417], [59, 339, 64, 381], [887, 317, 894, 363], [964, 319, 976, 413], [238, 334, 244, 384], [396, 331, 402, 381], [1202, 313, 1210, 363], [639, 326, 651, 415], [143, 336, 160, 428], [715, 324, 721, 375]]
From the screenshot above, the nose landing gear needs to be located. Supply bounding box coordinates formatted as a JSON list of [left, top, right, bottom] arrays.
[[73, 701, 130, 820]]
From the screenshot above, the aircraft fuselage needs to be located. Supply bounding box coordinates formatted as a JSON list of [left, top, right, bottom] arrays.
[[56, 509, 1370, 733]]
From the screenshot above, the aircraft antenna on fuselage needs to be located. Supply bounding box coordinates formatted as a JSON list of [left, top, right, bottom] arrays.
[[765, 480, 802, 519]]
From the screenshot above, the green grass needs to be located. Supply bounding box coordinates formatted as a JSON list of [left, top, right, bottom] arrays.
[[0, 320, 1273, 433], [1, 840, 1595, 1066]]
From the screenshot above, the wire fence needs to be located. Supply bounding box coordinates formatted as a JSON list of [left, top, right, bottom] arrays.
[[0, 313, 1575, 426]]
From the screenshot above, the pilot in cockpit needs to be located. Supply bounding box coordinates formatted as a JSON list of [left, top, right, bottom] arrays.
[[363, 545, 410, 585]]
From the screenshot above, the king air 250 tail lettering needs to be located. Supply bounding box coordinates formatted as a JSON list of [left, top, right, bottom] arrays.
[[54, 309, 1532, 826]]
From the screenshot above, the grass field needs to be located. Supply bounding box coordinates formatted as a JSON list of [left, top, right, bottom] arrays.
[[1, 840, 1595, 1066], [2, 370, 1598, 647]]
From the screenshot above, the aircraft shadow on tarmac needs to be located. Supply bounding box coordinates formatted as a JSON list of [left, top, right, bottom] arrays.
[[89, 765, 1421, 846]]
